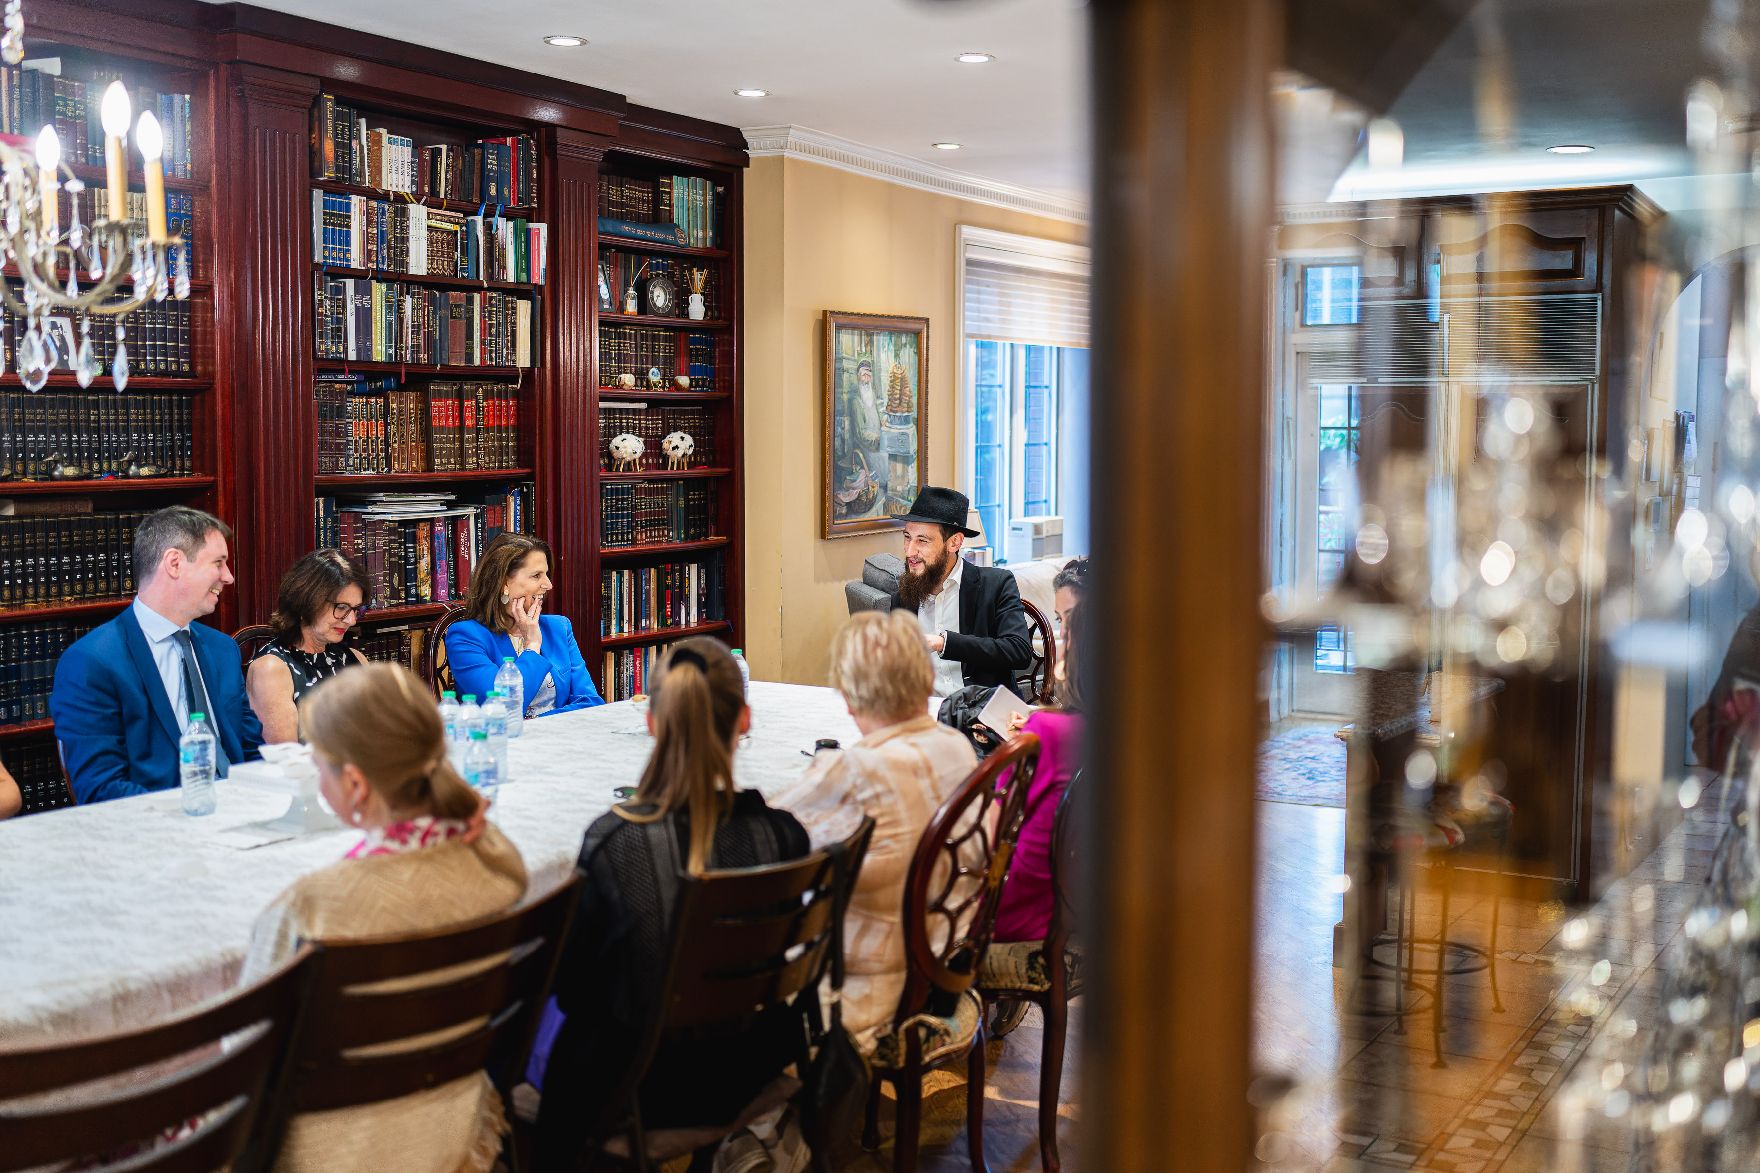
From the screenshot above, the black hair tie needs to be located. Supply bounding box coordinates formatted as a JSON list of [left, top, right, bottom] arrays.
[[669, 647, 708, 672]]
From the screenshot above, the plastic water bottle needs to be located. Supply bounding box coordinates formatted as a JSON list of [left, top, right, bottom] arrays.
[[494, 657, 524, 737], [438, 689, 463, 763], [731, 648, 750, 696], [179, 712, 217, 816], [462, 729, 500, 806], [483, 691, 511, 783]]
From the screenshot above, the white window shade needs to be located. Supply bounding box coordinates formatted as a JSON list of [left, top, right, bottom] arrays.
[[961, 231, 1090, 349]]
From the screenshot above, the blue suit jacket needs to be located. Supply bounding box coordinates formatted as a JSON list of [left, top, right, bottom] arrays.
[[445, 613, 604, 716], [50, 606, 262, 804]]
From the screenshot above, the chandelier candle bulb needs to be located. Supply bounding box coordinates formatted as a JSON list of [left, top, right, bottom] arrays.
[[135, 112, 168, 244], [100, 81, 130, 222], [33, 126, 57, 236]]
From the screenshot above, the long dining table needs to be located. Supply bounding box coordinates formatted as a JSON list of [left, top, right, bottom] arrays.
[[0, 681, 859, 1045]]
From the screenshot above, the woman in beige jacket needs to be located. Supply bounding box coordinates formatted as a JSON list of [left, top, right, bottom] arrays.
[[241, 663, 526, 1173]]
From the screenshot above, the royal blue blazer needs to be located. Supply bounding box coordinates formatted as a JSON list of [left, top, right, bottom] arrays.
[[445, 614, 605, 717], [49, 607, 263, 804]]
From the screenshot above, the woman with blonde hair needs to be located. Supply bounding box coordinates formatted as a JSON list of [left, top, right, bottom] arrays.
[[771, 609, 978, 1049], [533, 638, 808, 1161], [241, 663, 524, 1173], [444, 533, 603, 717]]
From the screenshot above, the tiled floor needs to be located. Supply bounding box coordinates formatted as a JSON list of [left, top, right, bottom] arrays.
[[1255, 791, 1723, 1173]]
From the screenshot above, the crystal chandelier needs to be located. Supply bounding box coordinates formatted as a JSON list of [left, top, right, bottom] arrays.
[[0, 0, 189, 393]]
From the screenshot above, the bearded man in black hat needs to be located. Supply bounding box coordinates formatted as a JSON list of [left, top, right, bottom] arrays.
[[891, 486, 1031, 700]]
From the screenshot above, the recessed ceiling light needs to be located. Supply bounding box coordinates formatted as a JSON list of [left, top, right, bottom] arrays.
[[1546, 144, 1595, 154], [932, 142, 962, 150], [543, 34, 587, 47], [734, 88, 769, 98], [956, 52, 994, 64]]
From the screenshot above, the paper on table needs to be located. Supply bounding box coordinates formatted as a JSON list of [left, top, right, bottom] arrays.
[[976, 684, 1034, 738], [209, 822, 300, 850]]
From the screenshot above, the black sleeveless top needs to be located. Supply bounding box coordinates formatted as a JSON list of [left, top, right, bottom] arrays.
[[254, 638, 356, 702]]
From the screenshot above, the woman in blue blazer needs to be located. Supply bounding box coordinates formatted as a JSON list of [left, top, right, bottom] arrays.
[[445, 534, 605, 717]]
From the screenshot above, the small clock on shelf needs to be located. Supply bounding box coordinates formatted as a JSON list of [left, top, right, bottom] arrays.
[[643, 274, 678, 317]]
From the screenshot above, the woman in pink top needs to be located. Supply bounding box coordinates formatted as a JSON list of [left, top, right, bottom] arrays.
[[994, 594, 1087, 944]]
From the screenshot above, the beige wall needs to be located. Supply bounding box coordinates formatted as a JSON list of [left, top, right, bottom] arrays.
[[742, 155, 1085, 684]]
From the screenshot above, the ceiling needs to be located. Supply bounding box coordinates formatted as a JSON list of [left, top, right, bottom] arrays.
[[196, 0, 1090, 204], [1321, 0, 1714, 205]]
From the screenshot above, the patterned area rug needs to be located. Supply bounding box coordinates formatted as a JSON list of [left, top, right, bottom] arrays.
[[1258, 724, 1347, 808]]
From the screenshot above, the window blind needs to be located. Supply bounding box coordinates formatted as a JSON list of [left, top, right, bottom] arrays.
[[963, 247, 1090, 349]]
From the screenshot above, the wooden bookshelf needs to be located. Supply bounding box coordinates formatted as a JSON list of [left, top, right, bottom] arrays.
[[600, 619, 731, 650], [3, 1, 751, 794], [312, 178, 537, 219], [0, 719, 55, 741], [310, 264, 541, 294], [600, 467, 732, 482]]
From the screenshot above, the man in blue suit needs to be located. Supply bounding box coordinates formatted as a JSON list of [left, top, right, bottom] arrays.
[[51, 506, 261, 803]]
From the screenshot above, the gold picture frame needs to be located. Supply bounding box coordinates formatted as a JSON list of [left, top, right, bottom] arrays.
[[822, 310, 929, 539]]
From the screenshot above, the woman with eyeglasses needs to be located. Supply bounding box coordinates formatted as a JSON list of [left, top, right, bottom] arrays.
[[247, 549, 372, 743]]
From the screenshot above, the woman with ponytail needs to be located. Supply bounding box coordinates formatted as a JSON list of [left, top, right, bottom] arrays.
[[241, 663, 526, 1173], [533, 638, 809, 1160]]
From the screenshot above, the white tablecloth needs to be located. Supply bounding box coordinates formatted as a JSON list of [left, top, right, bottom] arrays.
[[0, 681, 859, 1044]]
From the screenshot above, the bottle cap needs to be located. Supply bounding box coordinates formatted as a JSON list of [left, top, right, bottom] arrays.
[[442, 691, 456, 700], [732, 649, 743, 656], [471, 730, 487, 740], [462, 695, 477, 704], [503, 656, 514, 663], [189, 712, 205, 722]]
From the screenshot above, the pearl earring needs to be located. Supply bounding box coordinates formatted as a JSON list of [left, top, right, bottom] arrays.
[[501, 593, 511, 605], [350, 809, 363, 826]]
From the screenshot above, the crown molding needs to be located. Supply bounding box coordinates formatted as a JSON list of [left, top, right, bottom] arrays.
[[741, 124, 1088, 225]]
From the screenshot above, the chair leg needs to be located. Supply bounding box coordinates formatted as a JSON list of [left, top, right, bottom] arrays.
[[863, 1075, 884, 1151], [1488, 821, 1508, 1013], [1038, 993, 1066, 1173], [893, 1065, 923, 1173], [1391, 878, 1407, 1032], [967, 1013, 990, 1173], [1431, 856, 1451, 1068]]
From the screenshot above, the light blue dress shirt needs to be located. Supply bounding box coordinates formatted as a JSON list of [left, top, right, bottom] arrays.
[[131, 598, 204, 733]]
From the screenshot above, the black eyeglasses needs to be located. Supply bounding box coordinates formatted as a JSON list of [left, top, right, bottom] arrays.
[[329, 601, 366, 621]]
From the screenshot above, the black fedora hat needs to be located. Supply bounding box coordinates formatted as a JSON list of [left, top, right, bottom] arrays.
[[899, 486, 981, 537]]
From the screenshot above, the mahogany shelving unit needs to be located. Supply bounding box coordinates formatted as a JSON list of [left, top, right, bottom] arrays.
[[3, 0, 750, 807]]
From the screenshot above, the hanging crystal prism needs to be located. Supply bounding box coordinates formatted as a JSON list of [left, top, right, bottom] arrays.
[[173, 249, 190, 300], [73, 317, 97, 389], [2, 1, 23, 67], [111, 323, 128, 392]]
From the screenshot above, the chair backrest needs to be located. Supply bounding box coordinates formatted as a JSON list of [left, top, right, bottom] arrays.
[[420, 604, 469, 698], [232, 623, 276, 671], [289, 870, 581, 1114], [0, 949, 313, 1173], [1047, 768, 1083, 955], [1019, 600, 1058, 704], [898, 733, 1041, 1020], [653, 816, 876, 1034]]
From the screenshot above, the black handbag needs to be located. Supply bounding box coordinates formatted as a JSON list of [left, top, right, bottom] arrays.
[[798, 837, 870, 1157]]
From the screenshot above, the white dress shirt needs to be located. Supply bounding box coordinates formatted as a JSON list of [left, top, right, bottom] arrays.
[[915, 556, 966, 699], [132, 598, 202, 733]]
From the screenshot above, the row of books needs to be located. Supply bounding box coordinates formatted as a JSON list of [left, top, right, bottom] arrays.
[[1, 392, 194, 481], [601, 555, 726, 638], [314, 277, 536, 368], [687, 334, 718, 386], [355, 623, 427, 672], [602, 641, 700, 703], [313, 486, 534, 608], [597, 251, 718, 317], [597, 322, 683, 384], [312, 191, 548, 284], [1, 64, 196, 177], [598, 404, 716, 471], [1, 619, 99, 726], [5, 740, 69, 815], [2, 296, 196, 379], [72, 189, 197, 273], [316, 377, 521, 475], [600, 482, 715, 548], [596, 173, 723, 248], [0, 510, 145, 606], [312, 95, 539, 207]]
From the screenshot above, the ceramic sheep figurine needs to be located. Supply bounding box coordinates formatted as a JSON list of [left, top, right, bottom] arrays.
[[661, 430, 696, 470], [609, 432, 645, 472]]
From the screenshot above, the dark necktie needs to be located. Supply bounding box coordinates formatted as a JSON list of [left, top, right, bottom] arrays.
[[172, 629, 229, 774]]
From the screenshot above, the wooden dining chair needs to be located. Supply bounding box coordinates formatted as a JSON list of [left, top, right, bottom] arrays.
[[420, 604, 469, 697], [287, 872, 581, 1167], [232, 623, 276, 672], [576, 818, 875, 1173], [1018, 601, 1058, 704], [862, 733, 1041, 1173], [0, 948, 314, 1173], [975, 770, 1084, 1172]]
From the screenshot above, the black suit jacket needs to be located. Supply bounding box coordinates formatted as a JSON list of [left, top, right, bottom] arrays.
[[892, 561, 1031, 689]]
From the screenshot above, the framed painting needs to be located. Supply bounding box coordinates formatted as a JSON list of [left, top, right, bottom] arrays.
[[822, 310, 929, 539]]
